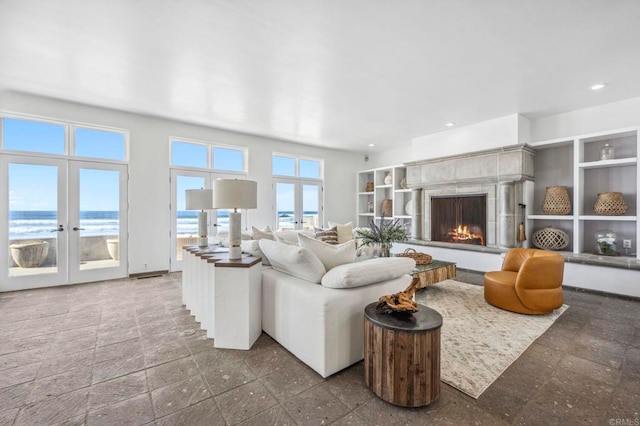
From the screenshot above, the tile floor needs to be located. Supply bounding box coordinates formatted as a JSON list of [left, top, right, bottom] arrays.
[[0, 270, 638, 425]]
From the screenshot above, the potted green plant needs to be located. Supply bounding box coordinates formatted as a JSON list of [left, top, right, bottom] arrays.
[[356, 215, 408, 257]]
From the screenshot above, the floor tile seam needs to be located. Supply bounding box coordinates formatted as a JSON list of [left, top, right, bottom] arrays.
[[22, 381, 93, 413], [556, 353, 623, 387], [86, 385, 152, 417], [91, 363, 147, 386], [547, 367, 619, 402], [149, 373, 213, 420]]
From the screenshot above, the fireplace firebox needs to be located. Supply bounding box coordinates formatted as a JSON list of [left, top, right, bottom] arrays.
[[431, 195, 486, 246]]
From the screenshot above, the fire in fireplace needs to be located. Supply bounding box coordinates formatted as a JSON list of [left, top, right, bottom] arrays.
[[431, 195, 487, 246]]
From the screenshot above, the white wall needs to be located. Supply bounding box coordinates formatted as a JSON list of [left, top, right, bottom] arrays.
[[411, 114, 527, 161], [531, 96, 640, 142], [0, 91, 361, 274]]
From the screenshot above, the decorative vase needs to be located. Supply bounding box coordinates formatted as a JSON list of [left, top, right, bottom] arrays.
[[365, 182, 374, 192], [379, 242, 391, 257], [106, 239, 119, 260], [381, 199, 393, 217], [10, 241, 49, 268], [384, 173, 393, 185], [593, 192, 627, 215], [600, 143, 615, 160], [400, 177, 407, 189], [542, 186, 571, 215], [594, 229, 617, 255]]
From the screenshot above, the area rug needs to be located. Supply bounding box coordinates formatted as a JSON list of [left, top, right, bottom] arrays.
[[414, 280, 568, 399]]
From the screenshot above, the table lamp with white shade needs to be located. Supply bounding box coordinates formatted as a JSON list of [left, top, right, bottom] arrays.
[[185, 188, 213, 247], [212, 179, 258, 259]]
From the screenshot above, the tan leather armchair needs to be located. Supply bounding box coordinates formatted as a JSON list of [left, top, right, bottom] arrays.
[[484, 248, 564, 315]]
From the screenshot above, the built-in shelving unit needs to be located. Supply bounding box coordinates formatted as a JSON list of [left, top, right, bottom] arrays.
[[528, 127, 639, 259], [356, 165, 412, 232]]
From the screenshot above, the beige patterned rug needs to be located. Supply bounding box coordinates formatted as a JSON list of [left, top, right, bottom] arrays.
[[415, 279, 568, 399]]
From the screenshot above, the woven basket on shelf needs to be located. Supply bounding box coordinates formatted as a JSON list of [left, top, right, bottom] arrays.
[[396, 248, 433, 265], [365, 182, 374, 192], [593, 192, 627, 216], [531, 227, 570, 251], [542, 186, 571, 215]]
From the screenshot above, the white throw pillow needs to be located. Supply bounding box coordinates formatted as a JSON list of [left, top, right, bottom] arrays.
[[259, 239, 326, 283], [252, 226, 274, 241], [297, 233, 356, 271], [328, 221, 354, 244], [241, 240, 270, 266], [274, 230, 315, 246], [321, 257, 416, 289]]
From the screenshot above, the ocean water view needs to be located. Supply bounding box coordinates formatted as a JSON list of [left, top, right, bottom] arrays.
[[9, 210, 318, 240]]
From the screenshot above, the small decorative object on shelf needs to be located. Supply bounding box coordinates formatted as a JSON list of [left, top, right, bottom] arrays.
[[400, 177, 408, 189], [531, 227, 570, 251], [396, 248, 433, 264], [381, 199, 393, 217], [600, 143, 615, 160], [367, 200, 374, 213], [594, 229, 617, 255], [384, 172, 393, 185], [593, 192, 628, 215], [365, 182, 374, 192], [542, 186, 571, 215]]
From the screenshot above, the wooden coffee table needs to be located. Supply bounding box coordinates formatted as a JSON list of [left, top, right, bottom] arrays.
[[411, 259, 456, 289]]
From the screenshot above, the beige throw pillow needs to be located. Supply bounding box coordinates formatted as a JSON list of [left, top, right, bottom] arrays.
[[328, 221, 354, 244]]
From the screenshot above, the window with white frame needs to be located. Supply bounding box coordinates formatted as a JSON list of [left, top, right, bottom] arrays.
[[272, 153, 323, 231], [170, 138, 247, 172], [1, 115, 128, 161]]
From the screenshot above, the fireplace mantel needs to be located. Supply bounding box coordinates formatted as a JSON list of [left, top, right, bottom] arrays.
[[405, 144, 535, 188]]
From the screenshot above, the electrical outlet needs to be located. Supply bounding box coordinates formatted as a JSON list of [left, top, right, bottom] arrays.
[[623, 240, 632, 249]]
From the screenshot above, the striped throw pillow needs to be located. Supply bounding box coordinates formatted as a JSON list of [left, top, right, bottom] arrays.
[[314, 226, 339, 245]]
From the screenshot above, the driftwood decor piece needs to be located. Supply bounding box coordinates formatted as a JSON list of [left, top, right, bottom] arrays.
[[376, 277, 421, 314]]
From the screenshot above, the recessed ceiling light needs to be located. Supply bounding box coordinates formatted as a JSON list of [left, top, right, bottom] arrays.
[[445, 122, 455, 127], [368, 143, 375, 147], [590, 83, 607, 91]]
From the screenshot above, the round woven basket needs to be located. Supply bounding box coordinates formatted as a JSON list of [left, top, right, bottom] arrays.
[[593, 192, 627, 215], [532, 227, 570, 251], [542, 186, 571, 215], [365, 182, 374, 192]]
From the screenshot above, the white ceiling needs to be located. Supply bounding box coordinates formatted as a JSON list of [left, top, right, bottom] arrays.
[[1, 0, 640, 152]]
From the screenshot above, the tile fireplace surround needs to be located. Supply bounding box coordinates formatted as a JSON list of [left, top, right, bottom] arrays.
[[405, 144, 535, 249]]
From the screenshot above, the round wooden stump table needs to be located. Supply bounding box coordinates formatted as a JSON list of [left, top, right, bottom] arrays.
[[364, 302, 443, 407]]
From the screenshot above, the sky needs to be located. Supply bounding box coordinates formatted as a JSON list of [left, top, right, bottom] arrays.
[[4, 117, 321, 215]]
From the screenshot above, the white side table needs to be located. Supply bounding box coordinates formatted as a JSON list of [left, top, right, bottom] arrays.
[[210, 256, 262, 350]]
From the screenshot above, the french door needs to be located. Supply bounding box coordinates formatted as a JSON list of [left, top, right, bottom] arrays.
[[0, 155, 128, 291], [274, 179, 323, 231]]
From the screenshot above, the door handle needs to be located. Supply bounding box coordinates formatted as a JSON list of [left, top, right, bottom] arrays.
[[50, 225, 64, 232], [72, 227, 85, 231]]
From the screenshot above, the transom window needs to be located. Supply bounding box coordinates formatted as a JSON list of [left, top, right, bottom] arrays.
[[1, 115, 128, 161], [272, 154, 323, 179], [171, 139, 247, 172]]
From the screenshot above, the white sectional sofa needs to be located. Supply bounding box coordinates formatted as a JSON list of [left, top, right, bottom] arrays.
[[258, 238, 414, 378]]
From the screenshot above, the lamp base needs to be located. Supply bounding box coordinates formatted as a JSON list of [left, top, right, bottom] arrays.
[[228, 211, 242, 260], [198, 211, 208, 247]]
